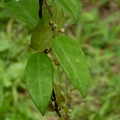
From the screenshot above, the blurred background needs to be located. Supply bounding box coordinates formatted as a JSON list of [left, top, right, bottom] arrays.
[[0, 0, 120, 120]]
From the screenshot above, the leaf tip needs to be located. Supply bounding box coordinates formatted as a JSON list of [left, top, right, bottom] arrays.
[[81, 92, 87, 98], [40, 110, 46, 116]]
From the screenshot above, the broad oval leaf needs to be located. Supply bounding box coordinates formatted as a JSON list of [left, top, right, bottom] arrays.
[[31, 10, 53, 52], [1, 0, 39, 26], [25, 52, 53, 115], [50, 36, 90, 97], [55, 0, 80, 21]]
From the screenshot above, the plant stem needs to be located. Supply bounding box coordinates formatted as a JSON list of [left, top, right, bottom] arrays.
[[38, 0, 43, 19], [58, 66, 62, 93], [44, 0, 52, 16], [65, 74, 70, 120], [52, 90, 61, 117]]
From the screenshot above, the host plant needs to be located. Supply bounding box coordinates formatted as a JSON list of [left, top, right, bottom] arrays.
[[2, 0, 90, 119]]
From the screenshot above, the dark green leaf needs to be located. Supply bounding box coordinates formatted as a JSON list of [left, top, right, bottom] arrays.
[[1, 0, 39, 26], [31, 10, 53, 52], [25, 52, 53, 115], [50, 36, 90, 97]]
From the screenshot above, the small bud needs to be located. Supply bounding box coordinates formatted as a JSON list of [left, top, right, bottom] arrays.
[[28, 43, 32, 48], [53, 23, 58, 28], [67, 112, 71, 117], [68, 109, 72, 113], [55, 61, 60, 66], [49, 19, 54, 25], [63, 104, 66, 107], [59, 28, 65, 33], [58, 106, 62, 110]]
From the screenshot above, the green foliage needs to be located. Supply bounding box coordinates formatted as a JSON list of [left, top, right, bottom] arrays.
[[0, 39, 10, 52], [52, 3, 64, 29], [31, 9, 53, 52], [1, 0, 90, 116], [52, 3, 65, 37], [25, 52, 53, 115], [1, 0, 39, 26], [55, 0, 80, 20], [51, 36, 90, 97], [1, 0, 120, 120], [0, 31, 35, 119]]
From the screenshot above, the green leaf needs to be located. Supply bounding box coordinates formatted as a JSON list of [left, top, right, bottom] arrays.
[[52, 3, 65, 37], [0, 60, 4, 82], [31, 10, 53, 52], [0, 40, 10, 52], [52, 3, 64, 29], [1, 0, 39, 26], [55, 0, 80, 21], [6, 62, 25, 79], [50, 36, 90, 97], [25, 52, 53, 115]]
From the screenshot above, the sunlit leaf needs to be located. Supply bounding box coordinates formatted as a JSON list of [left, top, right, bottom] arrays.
[[50, 36, 90, 97], [1, 0, 39, 26], [55, 0, 80, 20], [25, 52, 53, 115]]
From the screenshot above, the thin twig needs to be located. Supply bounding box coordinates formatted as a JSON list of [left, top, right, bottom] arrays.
[[52, 90, 61, 117], [44, 0, 52, 16], [65, 73, 70, 120], [58, 66, 62, 93]]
